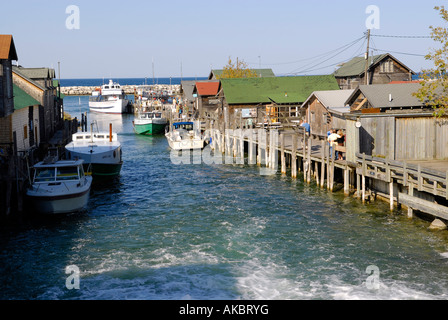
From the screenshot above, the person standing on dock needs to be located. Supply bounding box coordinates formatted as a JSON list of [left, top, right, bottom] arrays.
[[327, 130, 340, 160], [300, 120, 310, 136]]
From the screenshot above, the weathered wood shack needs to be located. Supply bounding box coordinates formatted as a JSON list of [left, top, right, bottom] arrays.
[[218, 75, 341, 127], [193, 81, 220, 119], [180, 80, 196, 111], [344, 83, 447, 162], [301, 89, 354, 136], [334, 53, 415, 90], [13, 65, 62, 143], [0, 35, 16, 118]]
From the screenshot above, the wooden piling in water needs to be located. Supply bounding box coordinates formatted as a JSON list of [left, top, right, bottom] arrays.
[[344, 164, 350, 195], [307, 135, 312, 184], [320, 140, 326, 188], [280, 133, 286, 174], [291, 134, 297, 179]]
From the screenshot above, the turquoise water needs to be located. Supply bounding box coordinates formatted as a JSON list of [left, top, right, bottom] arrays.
[[1, 96, 448, 300]]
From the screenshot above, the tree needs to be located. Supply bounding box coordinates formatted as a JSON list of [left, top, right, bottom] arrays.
[[217, 57, 258, 79], [413, 6, 448, 117]]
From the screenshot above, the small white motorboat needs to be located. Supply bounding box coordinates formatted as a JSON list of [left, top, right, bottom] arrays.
[[165, 120, 204, 150], [26, 158, 92, 214], [65, 123, 123, 178]]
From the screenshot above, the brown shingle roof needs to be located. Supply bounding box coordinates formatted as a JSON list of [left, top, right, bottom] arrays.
[[0, 35, 18, 60]]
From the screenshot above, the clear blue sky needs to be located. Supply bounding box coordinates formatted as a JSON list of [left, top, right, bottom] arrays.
[[0, 0, 443, 79]]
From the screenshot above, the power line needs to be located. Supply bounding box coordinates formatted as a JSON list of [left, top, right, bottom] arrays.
[[289, 36, 369, 75], [370, 34, 431, 39], [371, 47, 427, 57], [288, 36, 366, 75], [248, 36, 365, 67]]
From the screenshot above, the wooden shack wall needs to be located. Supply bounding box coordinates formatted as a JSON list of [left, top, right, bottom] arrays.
[[307, 97, 327, 136], [353, 115, 448, 161], [359, 116, 395, 159], [331, 113, 347, 131], [395, 117, 448, 160], [370, 58, 412, 85], [345, 119, 358, 163]]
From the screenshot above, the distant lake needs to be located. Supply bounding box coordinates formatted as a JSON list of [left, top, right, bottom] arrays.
[[60, 77, 207, 87]]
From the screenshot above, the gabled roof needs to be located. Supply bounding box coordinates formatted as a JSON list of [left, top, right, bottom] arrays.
[[334, 53, 415, 78], [0, 35, 18, 60], [209, 68, 275, 80], [345, 83, 424, 109], [180, 80, 196, 101], [194, 81, 220, 96], [302, 89, 354, 113], [12, 66, 55, 80], [12, 67, 45, 91], [221, 75, 340, 105], [13, 84, 40, 110]]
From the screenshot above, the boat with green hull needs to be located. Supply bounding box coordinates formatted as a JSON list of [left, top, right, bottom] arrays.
[[133, 111, 167, 135]]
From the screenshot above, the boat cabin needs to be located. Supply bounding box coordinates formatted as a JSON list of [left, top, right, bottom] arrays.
[[72, 132, 118, 142], [90, 80, 125, 100], [139, 112, 163, 119], [32, 160, 86, 183], [173, 122, 194, 131]]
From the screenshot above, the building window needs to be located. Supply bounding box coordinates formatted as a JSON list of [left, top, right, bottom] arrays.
[[381, 60, 394, 73], [24, 125, 28, 139]]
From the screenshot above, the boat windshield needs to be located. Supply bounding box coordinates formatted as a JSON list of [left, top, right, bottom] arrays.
[[34, 166, 81, 182], [154, 113, 162, 118], [56, 166, 80, 181], [34, 168, 56, 182], [174, 123, 194, 131]]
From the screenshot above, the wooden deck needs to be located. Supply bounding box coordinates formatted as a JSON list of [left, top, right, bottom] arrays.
[[206, 125, 448, 220]]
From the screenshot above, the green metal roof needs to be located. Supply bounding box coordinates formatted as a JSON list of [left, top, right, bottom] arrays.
[[220, 75, 340, 105], [210, 68, 275, 79], [13, 84, 40, 110], [333, 54, 388, 78]]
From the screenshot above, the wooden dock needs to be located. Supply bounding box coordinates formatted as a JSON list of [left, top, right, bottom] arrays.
[[202, 123, 448, 223]]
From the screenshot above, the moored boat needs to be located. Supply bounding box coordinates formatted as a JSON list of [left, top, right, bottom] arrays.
[[133, 111, 167, 135], [65, 124, 123, 179], [89, 80, 128, 114], [26, 159, 92, 214], [165, 120, 205, 150]]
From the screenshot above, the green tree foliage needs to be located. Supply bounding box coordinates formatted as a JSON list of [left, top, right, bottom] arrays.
[[217, 57, 258, 79], [413, 6, 448, 117]]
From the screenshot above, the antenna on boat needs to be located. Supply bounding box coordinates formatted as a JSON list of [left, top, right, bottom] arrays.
[[152, 57, 155, 85]]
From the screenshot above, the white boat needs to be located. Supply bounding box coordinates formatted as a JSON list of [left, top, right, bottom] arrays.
[[65, 124, 123, 178], [89, 80, 128, 114], [26, 159, 92, 214], [165, 120, 204, 150]]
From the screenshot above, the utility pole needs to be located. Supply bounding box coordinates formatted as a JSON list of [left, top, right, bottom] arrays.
[[364, 29, 371, 85], [58, 61, 61, 100]]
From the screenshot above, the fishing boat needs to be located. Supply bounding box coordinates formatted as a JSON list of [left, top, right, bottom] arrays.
[[65, 123, 123, 178], [165, 120, 205, 150], [133, 111, 167, 135], [89, 80, 129, 114], [26, 158, 92, 214]]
